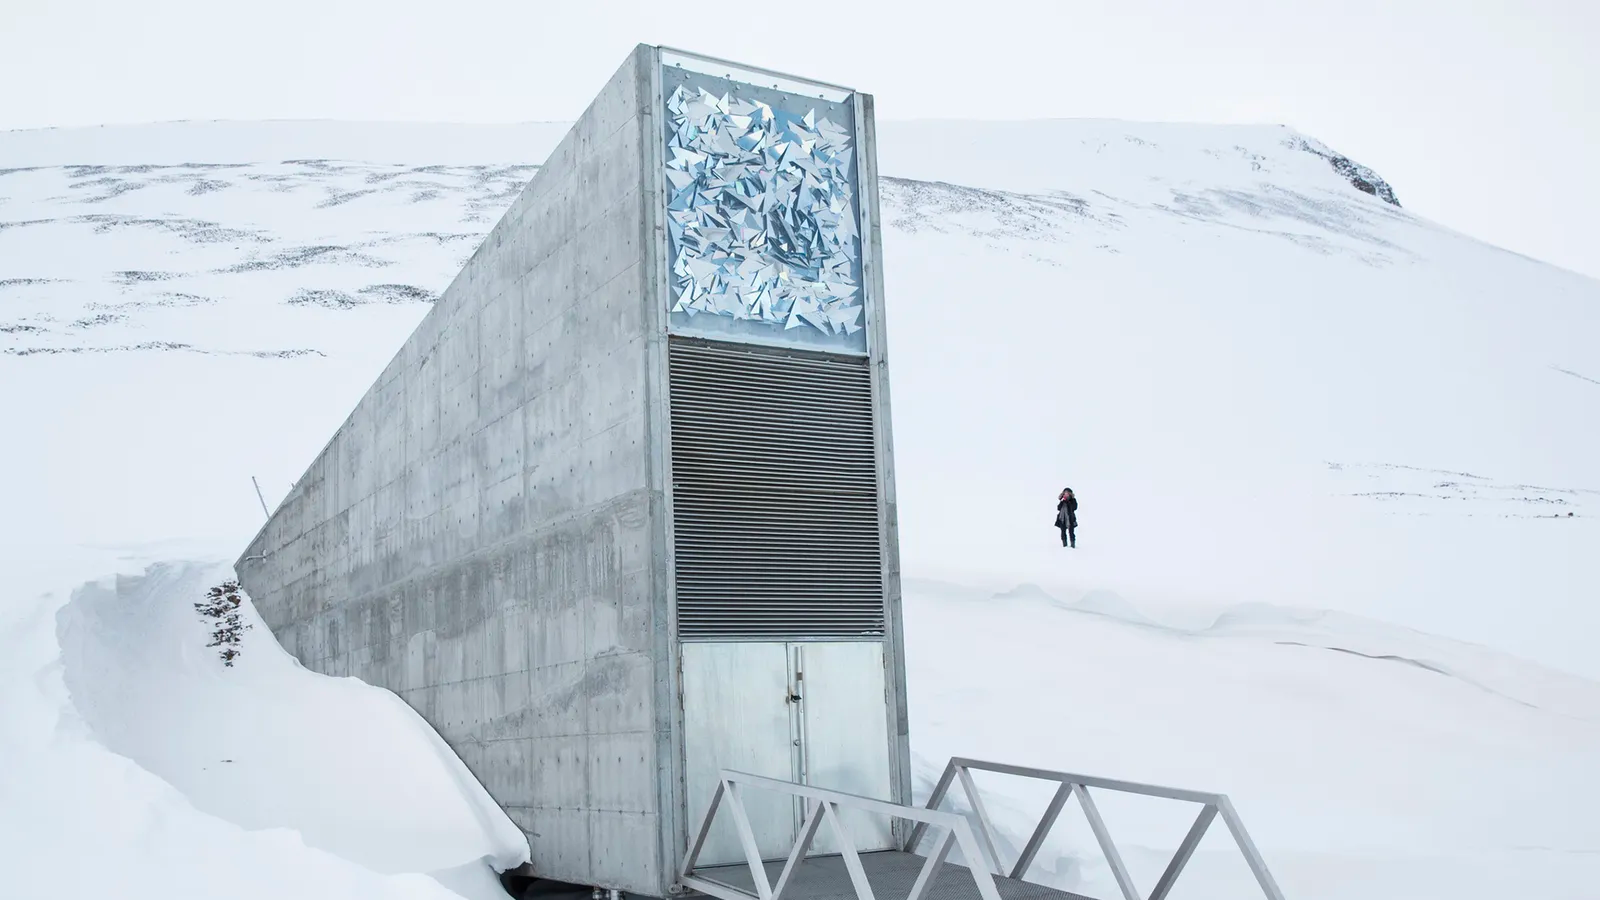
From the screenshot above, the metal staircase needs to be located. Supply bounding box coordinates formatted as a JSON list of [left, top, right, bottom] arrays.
[[679, 757, 1286, 900]]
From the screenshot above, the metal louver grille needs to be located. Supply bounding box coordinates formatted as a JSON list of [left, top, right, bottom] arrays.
[[668, 338, 885, 639]]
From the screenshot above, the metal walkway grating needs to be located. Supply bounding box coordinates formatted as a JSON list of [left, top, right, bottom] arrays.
[[692, 852, 1095, 900]]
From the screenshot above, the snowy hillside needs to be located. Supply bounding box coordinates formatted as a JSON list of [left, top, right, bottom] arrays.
[[2, 119, 1598, 900]]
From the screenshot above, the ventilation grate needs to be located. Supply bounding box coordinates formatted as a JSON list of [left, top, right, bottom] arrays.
[[668, 338, 885, 639]]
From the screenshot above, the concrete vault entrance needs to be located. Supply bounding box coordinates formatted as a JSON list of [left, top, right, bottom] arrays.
[[238, 43, 908, 897], [236, 43, 1285, 900]]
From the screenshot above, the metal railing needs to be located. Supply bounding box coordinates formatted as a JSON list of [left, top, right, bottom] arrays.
[[910, 757, 1286, 900], [679, 769, 1007, 900], [679, 758, 1286, 900]]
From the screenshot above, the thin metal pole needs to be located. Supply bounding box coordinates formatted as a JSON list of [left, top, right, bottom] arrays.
[[251, 476, 269, 518]]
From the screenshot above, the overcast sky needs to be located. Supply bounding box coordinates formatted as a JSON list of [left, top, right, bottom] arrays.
[[2, 0, 1595, 279]]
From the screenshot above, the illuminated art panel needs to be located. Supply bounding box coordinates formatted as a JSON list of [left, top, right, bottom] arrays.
[[662, 62, 866, 354]]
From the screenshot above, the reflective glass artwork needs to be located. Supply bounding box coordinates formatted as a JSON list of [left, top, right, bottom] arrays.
[[665, 84, 863, 340]]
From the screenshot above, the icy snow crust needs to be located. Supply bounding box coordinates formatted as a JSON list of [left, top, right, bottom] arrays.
[[2, 119, 1598, 899]]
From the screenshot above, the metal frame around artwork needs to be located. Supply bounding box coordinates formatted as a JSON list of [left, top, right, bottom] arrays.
[[678, 759, 1287, 900], [656, 45, 856, 97], [907, 758, 1287, 900], [679, 769, 1005, 900]]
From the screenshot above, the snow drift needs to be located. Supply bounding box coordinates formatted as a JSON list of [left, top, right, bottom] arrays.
[[1, 560, 526, 900], [55, 562, 528, 876]]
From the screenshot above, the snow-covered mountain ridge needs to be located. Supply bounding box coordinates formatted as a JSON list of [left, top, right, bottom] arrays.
[[3, 117, 1594, 669], [2, 117, 1594, 669]]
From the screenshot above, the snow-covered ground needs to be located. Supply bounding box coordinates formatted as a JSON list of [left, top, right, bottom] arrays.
[[2, 119, 1596, 899], [2, 559, 527, 900], [904, 580, 1600, 900]]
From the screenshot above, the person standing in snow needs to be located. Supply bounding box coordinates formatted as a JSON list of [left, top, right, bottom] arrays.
[[1055, 488, 1078, 548]]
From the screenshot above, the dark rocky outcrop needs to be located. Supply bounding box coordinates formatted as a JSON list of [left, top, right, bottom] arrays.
[[1290, 135, 1402, 207]]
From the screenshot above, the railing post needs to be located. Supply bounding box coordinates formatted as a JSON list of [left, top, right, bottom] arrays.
[[956, 764, 1005, 875], [905, 828, 954, 900], [1216, 797, 1288, 900], [1147, 804, 1217, 900], [724, 780, 774, 900], [905, 759, 959, 853], [1010, 780, 1073, 880], [1072, 784, 1140, 900], [948, 816, 1006, 900], [681, 779, 726, 878], [823, 802, 879, 900], [771, 800, 826, 900]]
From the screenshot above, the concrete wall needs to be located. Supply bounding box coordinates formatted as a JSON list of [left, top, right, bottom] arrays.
[[237, 44, 670, 894], [853, 90, 914, 827]]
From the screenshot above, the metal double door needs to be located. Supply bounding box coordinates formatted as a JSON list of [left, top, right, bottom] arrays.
[[681, 640, 896, 866]]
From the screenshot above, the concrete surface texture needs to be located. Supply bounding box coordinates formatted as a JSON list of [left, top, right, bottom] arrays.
[[236, 44, 673, 893]]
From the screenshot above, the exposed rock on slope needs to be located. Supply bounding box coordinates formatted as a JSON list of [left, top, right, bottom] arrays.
[[1291, 133, 1402, 206]]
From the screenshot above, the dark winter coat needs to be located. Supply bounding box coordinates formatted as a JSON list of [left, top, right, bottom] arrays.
[[1055, 494, 1078, 529]]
